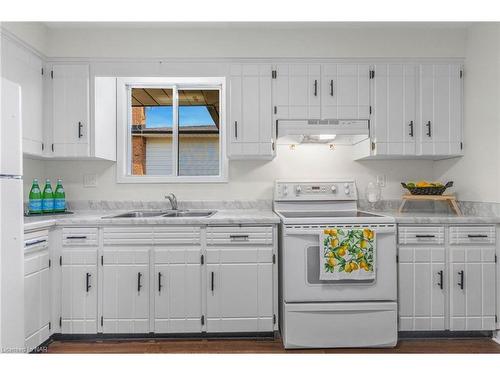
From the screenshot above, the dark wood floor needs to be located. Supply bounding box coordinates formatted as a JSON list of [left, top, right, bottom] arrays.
[[45, 337, 500, 354]]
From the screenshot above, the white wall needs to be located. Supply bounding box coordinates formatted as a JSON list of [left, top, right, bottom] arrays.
[[434, 23, 500, 203], [13, 23, 474, 203]]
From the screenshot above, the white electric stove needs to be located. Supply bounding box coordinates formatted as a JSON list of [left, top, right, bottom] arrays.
[[274, 179, 398, 349]]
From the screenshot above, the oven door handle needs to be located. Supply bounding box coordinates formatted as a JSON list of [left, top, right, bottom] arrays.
[[284, 227, 396, 235]]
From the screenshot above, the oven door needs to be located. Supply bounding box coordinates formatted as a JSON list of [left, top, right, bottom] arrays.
[[282, 224, 397, 302]]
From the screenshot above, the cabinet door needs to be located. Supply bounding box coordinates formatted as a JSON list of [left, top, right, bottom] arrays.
[[371, 64, 417, 156], [398, 247, 446, 331], [321, 63, 370, 120], [229, 64, 274, 158], [52, 64, 90, 157], [206, 262, 273, 332], [449, 247, 496, 331], [1, 36, 44, 155], [61, 263, 98, 334], [274, 64, 320, 120], [102, 250, 150, 333], [419, 64, 463, 156], [154, 263, 202, 333]]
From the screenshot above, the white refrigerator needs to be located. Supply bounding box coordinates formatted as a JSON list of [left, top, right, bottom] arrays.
[[0, 77, 25, 351]]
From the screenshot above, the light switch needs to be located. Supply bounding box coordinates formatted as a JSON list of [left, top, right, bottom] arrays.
[[83, 174, 97, 188]]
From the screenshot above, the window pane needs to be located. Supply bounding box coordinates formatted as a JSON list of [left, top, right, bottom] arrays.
[[177, 89, 220, 176], [130, 88, 173, 175]]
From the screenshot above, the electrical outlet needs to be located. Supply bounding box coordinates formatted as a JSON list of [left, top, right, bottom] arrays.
[[376, 175, 386, 188], [83, 174, 97, 188]]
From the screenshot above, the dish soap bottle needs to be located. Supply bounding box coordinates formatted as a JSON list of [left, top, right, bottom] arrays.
[[54, 179, 66, 213], [42, 179, 54, 213], [29, 179, 42, 214]]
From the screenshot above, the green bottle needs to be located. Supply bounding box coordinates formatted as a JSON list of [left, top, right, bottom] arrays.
[[54, 179, 66, 213], [28, 179, 42, 214], [42, 179, 54, 213]]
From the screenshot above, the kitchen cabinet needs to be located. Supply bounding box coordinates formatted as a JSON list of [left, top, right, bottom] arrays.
[[320, 63, 371, 120], [274, 63, 321, 120], [229, 64, 274, 159], [1, 35, 45, 156], [369, 64, 418, 156], [205, 226, 275, 333], [398, 225, 497, 332], [24, 230, 51, 351], [51, 64, 90, 157], [353, 62, 463, 160]]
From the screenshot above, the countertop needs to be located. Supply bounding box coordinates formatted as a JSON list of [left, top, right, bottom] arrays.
[[23, 208, 281, 232], [369, 210, 500, 225]]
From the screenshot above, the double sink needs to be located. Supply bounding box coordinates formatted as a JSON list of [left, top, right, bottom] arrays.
[[103, 209, 217, 219]]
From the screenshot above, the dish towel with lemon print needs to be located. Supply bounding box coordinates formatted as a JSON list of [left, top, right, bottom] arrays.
[[320, 228, 376, 280]]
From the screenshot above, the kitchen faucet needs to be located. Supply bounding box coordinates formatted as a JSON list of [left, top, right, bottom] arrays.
[[165, 193, 178, 210]]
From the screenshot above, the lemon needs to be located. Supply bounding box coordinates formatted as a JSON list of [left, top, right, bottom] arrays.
[[328, 257, 336, 267]]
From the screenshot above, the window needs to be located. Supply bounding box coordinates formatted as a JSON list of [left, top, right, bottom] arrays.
[[117, 77, 227, 183]]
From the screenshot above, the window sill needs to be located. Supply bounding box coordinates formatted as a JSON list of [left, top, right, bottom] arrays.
[[116, 175, 228, 184]]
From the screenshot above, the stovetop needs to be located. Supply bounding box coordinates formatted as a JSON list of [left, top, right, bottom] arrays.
[[279, 210, 384, 219]]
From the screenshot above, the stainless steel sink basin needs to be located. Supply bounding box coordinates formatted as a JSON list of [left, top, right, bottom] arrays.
[[162, 210, 216, 218], [103, 210, 216, 219]]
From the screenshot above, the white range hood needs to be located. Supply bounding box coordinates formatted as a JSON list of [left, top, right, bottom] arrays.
[[276, 119, 370, 144]]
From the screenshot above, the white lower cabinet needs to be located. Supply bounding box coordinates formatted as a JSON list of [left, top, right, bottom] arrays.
[[449, 247, 496, 330], [61, 250, 98, 334], [398, 247, 446, 330], [102, 248, 150, 333], [24, 230, 51, 351], [398, 225, 497, 332], [153, 247, 203, 333]]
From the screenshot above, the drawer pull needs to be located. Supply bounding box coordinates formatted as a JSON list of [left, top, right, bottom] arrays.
[[415, 234, 436, 238], [66, 236, 88, 240], [25, 239, 47, 247], [437, 270, 443, 290], [137, 272, 142, 292], [211, 271, 215, 292], [230, 235, 249, 242], [458, 270, 464, 290], [86, 273, 91, 292], [467, 234, 488, 238], [158, 272, 163, 292]]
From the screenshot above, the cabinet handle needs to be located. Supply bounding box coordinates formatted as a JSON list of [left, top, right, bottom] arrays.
[[437, 270, 443, 290], [230, 234, 249, 242], [409, 121, 414, 137], [415, 234, 435, 238], [137, 272, 142, 292], [467, 234, 488, 238], [25, 239, 47, 247], [458, 270, 464, 290], [211, 271, 215, 292], [314, 80, 318, 97], [426, 121, 432, 137], [330, 80, 334, 96], [158, 272, 163, 292], [78, 121, 83, 139], [66, 236, 88, 240], [86, 273, 91, 292], [234, 121, 238, 139]]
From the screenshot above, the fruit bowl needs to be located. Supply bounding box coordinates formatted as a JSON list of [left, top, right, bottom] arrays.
[[401, 181, 453, 195]]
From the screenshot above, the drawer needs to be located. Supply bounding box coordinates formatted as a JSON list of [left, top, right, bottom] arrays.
[[63, 227, 98, 247], [398, 226, 444, 245], [61, 248, 98, 265], [24, 248, 50, 276], [103, 226, 153, 246], [24, 229, 49, 254], [449, 226, 496, 245], [206, 226, 273, 246], [153, 226, 201, 246]]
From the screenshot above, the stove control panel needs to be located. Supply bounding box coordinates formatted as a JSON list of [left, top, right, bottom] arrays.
[[274, 180, 357, 201]]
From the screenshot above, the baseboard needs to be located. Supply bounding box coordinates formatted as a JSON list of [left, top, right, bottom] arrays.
[[398, 331, 493, 339], [50, 331, 277, 342]]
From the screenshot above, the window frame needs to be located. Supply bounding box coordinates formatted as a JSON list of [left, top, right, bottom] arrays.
[[116, 77, 227, 183]]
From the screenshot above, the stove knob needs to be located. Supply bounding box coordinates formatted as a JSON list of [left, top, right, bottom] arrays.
[[295, 185, 302, 194], [331, 185, 337, 193], [345, 188, 350, 195], [283, 186, 288, 196]]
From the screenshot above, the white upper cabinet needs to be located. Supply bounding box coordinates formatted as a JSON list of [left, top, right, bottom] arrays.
[[371, 64, 418, 156], [321, 63, 370, 120], [229, 64, 274, 159], [419, 64, 463, 157], [274, 63, 321, 120], [1, 35, 45, 156], [51, 64, 90, 157]]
